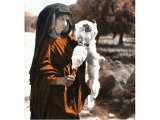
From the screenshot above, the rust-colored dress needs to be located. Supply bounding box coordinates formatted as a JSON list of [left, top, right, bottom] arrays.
[[30, 36, 90, 119]]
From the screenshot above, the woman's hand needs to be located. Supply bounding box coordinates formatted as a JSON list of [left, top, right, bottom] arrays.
[[83, 24, 92, 32], [51, 75, 75, 87], [65, 75, 75, 87]]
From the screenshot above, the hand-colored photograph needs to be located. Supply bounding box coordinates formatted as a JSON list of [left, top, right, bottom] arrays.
[[25, 0, 135, 119]]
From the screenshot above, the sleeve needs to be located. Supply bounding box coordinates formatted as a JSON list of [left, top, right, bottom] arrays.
[[67, 34, 78, 48], [38, 42, 61, 83]]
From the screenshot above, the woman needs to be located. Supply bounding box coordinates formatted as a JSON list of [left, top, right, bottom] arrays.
[[29, 3, 90, 119]]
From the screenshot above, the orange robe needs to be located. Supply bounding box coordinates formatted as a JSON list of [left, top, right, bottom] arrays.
[[30, 36, 90, 119]]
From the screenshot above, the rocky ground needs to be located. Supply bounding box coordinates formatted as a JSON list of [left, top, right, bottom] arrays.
[[96, 35, 135, 119], [24, 32, 135, 120]]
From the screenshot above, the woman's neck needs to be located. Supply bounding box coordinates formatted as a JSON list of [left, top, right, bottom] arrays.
[[50, 29, 61, 38]]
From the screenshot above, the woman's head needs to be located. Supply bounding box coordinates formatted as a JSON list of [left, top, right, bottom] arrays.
[[52, 12, 71, 35], [36, 3, 72, 39]]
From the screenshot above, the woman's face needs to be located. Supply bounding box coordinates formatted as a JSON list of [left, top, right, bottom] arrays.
[[55, 15, 69, 34]]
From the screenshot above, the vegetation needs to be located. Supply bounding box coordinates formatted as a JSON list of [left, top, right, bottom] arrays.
[[25, 0, 135, 45], [25, 12, 37, 32], [70, 0, 135, 45]]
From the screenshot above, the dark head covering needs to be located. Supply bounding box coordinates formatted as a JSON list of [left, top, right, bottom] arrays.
[[29, 3, 72, 83]]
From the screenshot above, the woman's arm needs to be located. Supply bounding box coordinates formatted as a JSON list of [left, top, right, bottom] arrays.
[[48, 75, 75, 87]]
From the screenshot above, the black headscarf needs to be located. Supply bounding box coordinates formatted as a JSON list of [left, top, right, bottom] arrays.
[[29, 3, 73, 83]]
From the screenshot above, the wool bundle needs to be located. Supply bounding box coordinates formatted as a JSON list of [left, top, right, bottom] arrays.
[[71, 45, 87, 70], [71, 20, 105, 110]]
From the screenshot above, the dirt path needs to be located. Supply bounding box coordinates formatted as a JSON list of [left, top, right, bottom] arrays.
[[24, 98, 108, 120], [24, 98, 135, 120]]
